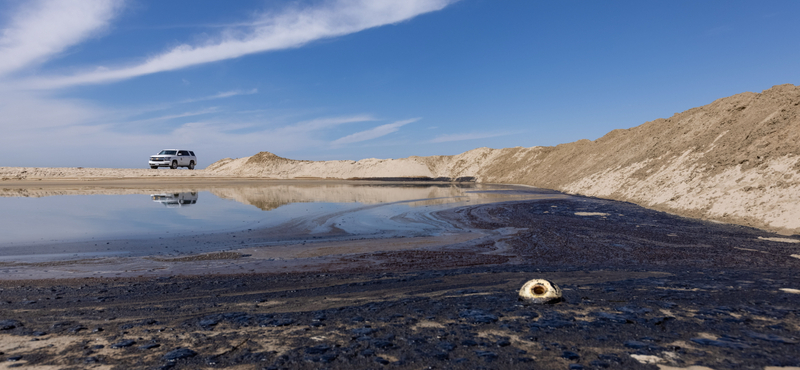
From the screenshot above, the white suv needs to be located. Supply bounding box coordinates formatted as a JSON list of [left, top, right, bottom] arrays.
[[149, 149, 197, 169]]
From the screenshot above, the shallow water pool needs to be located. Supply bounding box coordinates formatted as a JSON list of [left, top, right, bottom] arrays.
[[0, 182, 564, 261]]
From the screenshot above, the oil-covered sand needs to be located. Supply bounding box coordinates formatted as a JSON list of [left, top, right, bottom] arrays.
[[0, 186, 799, 369]]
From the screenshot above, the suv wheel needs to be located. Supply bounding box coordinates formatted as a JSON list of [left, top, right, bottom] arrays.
[[170, 160, 178, 169], [188, 161, 195, 170]]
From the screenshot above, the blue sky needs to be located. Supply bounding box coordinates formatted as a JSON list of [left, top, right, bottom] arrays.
[[1, 0, 798, 168]]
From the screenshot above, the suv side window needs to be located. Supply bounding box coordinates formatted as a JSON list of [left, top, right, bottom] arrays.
[[178, 151, 188, 156], [189, 151, 195, 156]]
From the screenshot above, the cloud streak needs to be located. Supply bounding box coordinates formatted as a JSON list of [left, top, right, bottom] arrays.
[[125, 107, 221, 124], [428, 131, 511, 143], [277, 115, 376, 134], [179, 89, 258, 103], [20, 0, 456, 89], [0, 0, 121, 77], [331, 118, 418, 146]]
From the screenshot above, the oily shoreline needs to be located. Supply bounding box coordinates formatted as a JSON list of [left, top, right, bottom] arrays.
[[0, 188, 799, 369]]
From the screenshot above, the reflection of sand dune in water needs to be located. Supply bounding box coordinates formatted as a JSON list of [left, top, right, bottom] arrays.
[[0, 184, 472, 204], [0, 183, 538, 212], [208, 184, 551, 211], [208, 184, 475, 211], [0, 183, 552, 213]]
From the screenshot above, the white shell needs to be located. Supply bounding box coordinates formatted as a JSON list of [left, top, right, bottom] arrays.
[[518, 279, 562, 304]]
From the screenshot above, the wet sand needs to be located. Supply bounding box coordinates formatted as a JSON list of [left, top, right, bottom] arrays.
[[0, 183, 799, 369]]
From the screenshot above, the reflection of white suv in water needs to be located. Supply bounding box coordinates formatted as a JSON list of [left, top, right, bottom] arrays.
[[149, 149, 197, 169], [151, 192, 198, 207]]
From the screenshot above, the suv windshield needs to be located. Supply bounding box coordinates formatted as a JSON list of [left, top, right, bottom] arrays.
[[158, 150, 177, 155]]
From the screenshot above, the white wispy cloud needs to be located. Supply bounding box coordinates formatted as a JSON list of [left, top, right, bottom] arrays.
[[428, 131, 511, 143], [179, 89, 258, 103], [153, 116, 385, 163], [331, 118, 418, 146], [19, 0, 457, 89], [278, 115, 376, 134], [0, 0, 122, 77], [109, 89, 258, 121], [126, 107, 221, 124]]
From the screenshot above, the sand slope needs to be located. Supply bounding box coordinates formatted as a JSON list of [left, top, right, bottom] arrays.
[[204, 84, 800, 234]]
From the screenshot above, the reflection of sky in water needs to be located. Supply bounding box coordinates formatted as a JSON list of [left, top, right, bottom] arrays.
[[0, 192, 356, 246]]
